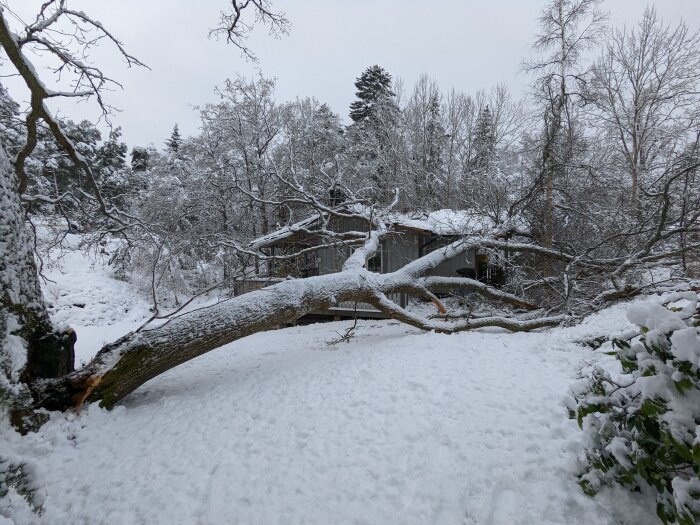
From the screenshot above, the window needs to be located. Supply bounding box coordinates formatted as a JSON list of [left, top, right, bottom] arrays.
[[366, 245, 384, 273]]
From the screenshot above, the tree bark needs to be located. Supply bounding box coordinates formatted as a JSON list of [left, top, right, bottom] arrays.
[[1, 146, 75, 431]]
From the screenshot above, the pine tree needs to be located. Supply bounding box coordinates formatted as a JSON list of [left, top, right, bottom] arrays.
[[349, 65, 396, 123], [346, 66, 401, 203], [165, 124, 182, 154], [401, 86, 448, 209], [471, 105, 496, 175], [316, 103, 342, 135], [96, 128, 131, 205], [131, 146, 150, 172], [96, 127, 127, 173], [424, 92, 446, 176], [44, 119, 101, 195]]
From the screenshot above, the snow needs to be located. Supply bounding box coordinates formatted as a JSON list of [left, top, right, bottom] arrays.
[[1, 242, 660, 524], [575, 291, 700, 520], [38, 232, 151, 365], [388, 209, 493, 236], [670, 327, 700, 365], [605, 436, 633, 469], [0, 316, 27, 392], [249, 214, 320, 250], [626, 301, 688, 333]]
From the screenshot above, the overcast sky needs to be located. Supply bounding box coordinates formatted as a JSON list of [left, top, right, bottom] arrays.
[[4, 0, 700, 149]]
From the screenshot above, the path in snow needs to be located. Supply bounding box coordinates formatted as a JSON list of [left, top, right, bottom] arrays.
[[2, 242, 657, 524]]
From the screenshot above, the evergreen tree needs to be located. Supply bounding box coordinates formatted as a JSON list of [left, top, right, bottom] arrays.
[[96, 127, 127, 173], [346, 66, 401, 203], [349, 65, 396, 123], [316, 103, 342, 136], [96, 128, 132, 205], [424, 92, 446, 176], [310, 103, 344, 164], [404, 77, 448, 210], [42, 119, 101, 195], [165, 124, 182, 154], [131, 146, 150, 172], [470, 105, 496, 175]]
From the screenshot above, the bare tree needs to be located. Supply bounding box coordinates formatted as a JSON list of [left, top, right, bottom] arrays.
[[210, 0, 289, 61], [587, 6, 700, 206], [442, 88, 475, 205], [403, 74, 447, 209], [524, 0, 607, 274]]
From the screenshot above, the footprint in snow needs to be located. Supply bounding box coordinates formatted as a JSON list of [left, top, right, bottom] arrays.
[[486, 480, 531, 525]]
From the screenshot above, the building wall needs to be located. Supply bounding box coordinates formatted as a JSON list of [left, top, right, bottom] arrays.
[[257, 218, 484, 312], [422, 237, 476, 278], [271, 215, 477, 279], [384, 232, 420, 272]]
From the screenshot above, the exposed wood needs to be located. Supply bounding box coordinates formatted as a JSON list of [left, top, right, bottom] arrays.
[[430, 298, 447, 315]]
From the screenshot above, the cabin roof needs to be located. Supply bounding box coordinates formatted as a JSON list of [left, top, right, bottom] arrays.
[[249, 209, 494, 249], [249, 215, 320, 250], [389, 209, 492, 236]]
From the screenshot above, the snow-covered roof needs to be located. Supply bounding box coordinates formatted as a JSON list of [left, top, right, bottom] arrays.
[[387, 209, 493, 236], [249, 209, 494, 249], [248, 215, 320, 250]]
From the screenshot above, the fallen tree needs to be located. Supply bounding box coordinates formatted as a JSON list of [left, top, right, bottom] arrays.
[[32, 233, 565, 412], [0, 91, 565, 420], [18, 198, 697, 413]]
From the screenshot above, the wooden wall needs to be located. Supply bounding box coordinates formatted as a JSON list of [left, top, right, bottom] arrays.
[[421, 236, 476, 277]]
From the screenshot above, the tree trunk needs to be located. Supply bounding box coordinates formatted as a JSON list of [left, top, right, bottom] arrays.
[[33, 271, 380, 411], [0, 146, 75, 432], [543, 171, 554, 277]]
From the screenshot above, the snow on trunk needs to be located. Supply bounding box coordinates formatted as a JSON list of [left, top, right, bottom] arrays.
[[35, 269, 393, 410], [0, 146, 46, 390], [1, 144, 74, 430]]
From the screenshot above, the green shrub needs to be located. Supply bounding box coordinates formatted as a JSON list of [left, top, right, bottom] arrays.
[[571, 293, 700, 524]]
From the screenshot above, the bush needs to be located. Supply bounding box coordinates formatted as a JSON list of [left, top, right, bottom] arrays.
[[570, 292, 700, 524], [0, 457, 44, 516]]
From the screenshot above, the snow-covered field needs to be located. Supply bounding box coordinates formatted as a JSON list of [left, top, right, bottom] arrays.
[[2, 238, 659, 524]]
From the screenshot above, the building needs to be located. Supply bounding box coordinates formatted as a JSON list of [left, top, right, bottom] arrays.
[[236, 209, 501, 319]]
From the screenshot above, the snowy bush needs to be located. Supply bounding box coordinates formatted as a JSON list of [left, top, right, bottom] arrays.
[[0, 455, 44, 517], [571, 292, 700, 524]]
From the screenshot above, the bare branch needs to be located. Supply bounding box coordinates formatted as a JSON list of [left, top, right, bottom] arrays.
[[209, 0, 289, 61]]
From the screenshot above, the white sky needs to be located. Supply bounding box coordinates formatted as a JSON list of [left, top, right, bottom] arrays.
[[3, 0, 700, 149]]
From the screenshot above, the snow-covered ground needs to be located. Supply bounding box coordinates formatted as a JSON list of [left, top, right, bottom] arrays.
[[2, 238, 659, 524], [37, 235, 151, 368]]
